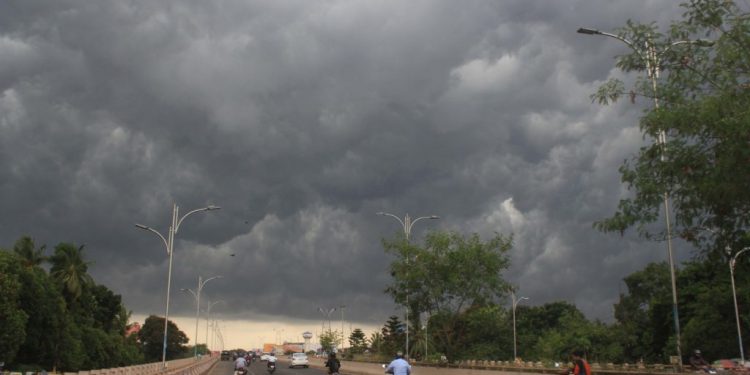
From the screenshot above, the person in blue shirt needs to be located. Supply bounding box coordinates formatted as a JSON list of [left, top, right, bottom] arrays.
[[385, 352, 411, 375]]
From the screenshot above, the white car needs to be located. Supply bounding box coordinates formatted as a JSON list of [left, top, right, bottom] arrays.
[[289, 353, 309, 368], [261, 353, 270, 361]]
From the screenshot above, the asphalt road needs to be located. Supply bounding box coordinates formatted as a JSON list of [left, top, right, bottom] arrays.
[[210, 359, 326, 375]]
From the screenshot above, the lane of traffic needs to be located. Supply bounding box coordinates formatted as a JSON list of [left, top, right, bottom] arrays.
[[247, 358, 325, 375]]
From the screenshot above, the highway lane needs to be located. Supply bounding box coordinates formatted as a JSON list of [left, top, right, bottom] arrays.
[[209, 359, 328, 375]]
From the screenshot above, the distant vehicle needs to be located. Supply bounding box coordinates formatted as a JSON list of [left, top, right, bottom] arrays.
[[261, 353, 271, 361], [712, 359, 748, 371], [221, 351, 231, 361], [290, 353, 309, 368]]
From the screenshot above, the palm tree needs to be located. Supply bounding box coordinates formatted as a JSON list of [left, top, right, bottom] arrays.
[[13, 235, 47, 267], [369, 332, 384, 354], [49, 242, 94, 300]]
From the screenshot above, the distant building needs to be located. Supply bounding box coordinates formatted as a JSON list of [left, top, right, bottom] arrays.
[[283, 342, 304, 353], [125, 322, 141, 337], [303, 331, 314, 353]]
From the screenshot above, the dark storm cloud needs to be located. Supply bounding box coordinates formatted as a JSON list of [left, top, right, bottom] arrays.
[[1, 0, 690, 323]]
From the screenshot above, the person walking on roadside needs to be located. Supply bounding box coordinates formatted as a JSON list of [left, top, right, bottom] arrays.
[[385, 352, 411, 375]]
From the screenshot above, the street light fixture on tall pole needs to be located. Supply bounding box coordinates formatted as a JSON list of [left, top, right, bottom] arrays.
[[135, 203, 220, 367], [511, 292, 529, 361], [182, 275, 222, 358], [729, 247, 749, 365], [576, 27, 712, 367], [377, 212, 439, 358], [206, 299, 224, 352], [318, 307, 337, 333]]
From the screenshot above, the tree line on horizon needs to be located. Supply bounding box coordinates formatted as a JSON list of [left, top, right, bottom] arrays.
[[0, 236, 201, 372], [360, 231, 747, 365]]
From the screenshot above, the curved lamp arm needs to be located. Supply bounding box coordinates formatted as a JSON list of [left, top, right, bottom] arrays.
[[175, 205, 221, 234], [377, 212, 406, 232], [135, 224, 170, 255]]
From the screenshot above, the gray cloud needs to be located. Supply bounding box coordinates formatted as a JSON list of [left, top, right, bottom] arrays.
[[1, 0, 693, 326]]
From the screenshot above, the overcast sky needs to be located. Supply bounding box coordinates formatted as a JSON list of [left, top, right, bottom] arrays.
[[1, 0, 700, 349]]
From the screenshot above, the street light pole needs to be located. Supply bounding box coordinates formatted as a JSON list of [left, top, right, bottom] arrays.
[[206, 299, 224, 352], [135, 203, 220, 367], [511, 292, 529, 361], [576, 28, 711, 367], [377, 212, 439, 358], [339, 305, 346, 350], [318, 307, 337, 333], [729, 247, 749, 365], [185, 275, 222, 358]]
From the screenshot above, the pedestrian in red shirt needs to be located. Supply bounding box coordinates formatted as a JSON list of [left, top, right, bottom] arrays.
[[561, 350, 591, 375]]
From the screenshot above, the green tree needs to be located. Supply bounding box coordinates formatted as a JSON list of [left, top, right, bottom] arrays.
[[118, 334, 144, 365], [380, 315, 405, 357], [611, 258, 747, 363], [678, 259, 746, 361], [49, 243, 94, 302], [0, 250, 29, 365], [12, 236, 46, 268], [348, 328, 367, 354], [368, 332, 384, 354], [138, 315, 189, 361], [515, 302, 594, 361], [12, 257, 80, 370], [51, 315, 85, 371], [591, 0, 750, 256], [90, 285, 125, 333], [612, 262, 673, 363], [383, 231, 513, 361], [319, 330, 339, 354], [450, 305, 511, 361]]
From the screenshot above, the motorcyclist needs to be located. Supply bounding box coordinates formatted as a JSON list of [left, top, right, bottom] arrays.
[[690, 350, 715, 373], [384, 351, 410, 375], [326, 352, 342, 375], [235, 355, 248, 372], [267, 353, 278, 369]]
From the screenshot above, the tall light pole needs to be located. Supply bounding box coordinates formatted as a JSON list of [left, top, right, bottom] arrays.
[[377, 212, 439, 358], [511, 292, 529, 361], [318, 307, 337, 352], [576, 27, 711, 367], [729, 247, 749, 365], [698, 226, 747, 365], [135, 203, 220, 367], [183, 275, 222, 358], [339, 305, 346, 350], [318, 307, 337, 332], [206, 299, 224, 352], [216, 325, 225, 351]]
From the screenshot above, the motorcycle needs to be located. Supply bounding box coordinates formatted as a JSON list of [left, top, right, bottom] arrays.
[[268, 362, 276, 374], [235, 368, 248, 375]]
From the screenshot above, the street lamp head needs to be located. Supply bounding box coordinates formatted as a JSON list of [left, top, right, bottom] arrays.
[[206, 205, 221, 211], [135, 223, 149, 230], [577, 27, 600, 35], [429, 215, 440, 219], [376, 212, 386, 216], [520, 297, 530, 302]]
